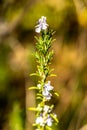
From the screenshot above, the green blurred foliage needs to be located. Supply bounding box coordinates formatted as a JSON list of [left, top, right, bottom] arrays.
[[9, 102, 24, 130], [0, 0, 87, 130]]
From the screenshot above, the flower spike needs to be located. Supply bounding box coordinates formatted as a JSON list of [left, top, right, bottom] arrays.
[[29, 16, 59, 130], [35, 16, 48, 33]]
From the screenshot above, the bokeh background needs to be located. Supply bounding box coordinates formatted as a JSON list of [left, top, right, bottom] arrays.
[[0, 0, 87, 130]]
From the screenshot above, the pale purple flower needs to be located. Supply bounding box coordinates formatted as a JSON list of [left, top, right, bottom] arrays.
[[35, 16, 48, 33], [36, 114, 53, 127], [42, 90, 52, 100], [42, 81, 54, 100], [46, 115, 53, 126], [44, 81, 54, 91]]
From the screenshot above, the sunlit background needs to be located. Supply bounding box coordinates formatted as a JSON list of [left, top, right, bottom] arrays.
[[0, 0, 87, 130]]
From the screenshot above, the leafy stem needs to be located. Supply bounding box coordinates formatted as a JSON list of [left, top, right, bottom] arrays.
[[29, 16, 59, 130]]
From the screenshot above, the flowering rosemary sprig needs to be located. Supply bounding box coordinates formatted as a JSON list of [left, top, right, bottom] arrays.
[[29, 16, 59, 130]]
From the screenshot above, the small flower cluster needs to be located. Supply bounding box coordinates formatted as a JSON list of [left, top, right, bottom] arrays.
[[29, 16, 59, 130], [36, 105, 53, 127], [35, 81, 58, 129], [35, 16, 48, 33], [42, 81, 53, 100]]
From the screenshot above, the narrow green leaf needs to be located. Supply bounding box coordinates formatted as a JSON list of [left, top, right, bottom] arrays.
[[28, 107, 37, 111], [36, 97, 42, 100], [34, 36, 39, 42], [52, 39, 56, 43], [28, 86, 38, 90], [30, 73, 39, 76], [33, 123, 37, 126], [54, 92, 59, 97], [50, 114, 59, 123], [36, 93, 43, 97], [50, 68, 54, 72], [50, 74, 57, 77], [46, 126, 52, 130]]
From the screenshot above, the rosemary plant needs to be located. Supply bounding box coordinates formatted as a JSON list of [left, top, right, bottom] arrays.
[[29, 16, 59, 130]]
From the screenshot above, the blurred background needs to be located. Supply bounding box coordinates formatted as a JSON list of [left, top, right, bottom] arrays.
[[0, 0, 87, 130]]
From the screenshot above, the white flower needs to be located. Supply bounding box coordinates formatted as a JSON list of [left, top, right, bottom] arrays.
[[36, 116, 44, 126], [35, 16, 48, 33], [46, 116, 53, 126], [43, 105, 50, 113]]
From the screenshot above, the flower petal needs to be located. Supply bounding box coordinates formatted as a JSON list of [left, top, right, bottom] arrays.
[[35, 27, 41, 33]]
